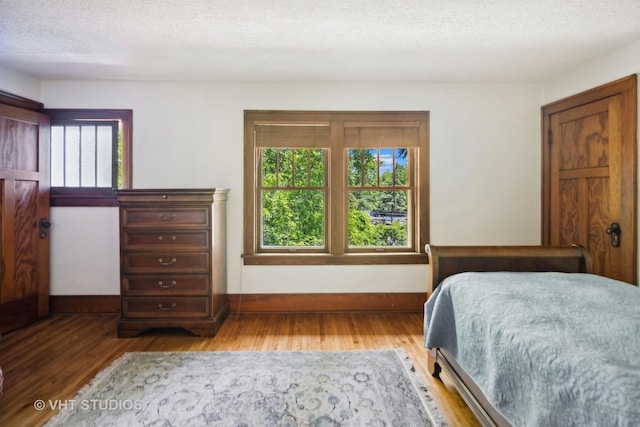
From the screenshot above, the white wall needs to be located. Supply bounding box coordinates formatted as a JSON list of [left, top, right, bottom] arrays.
[[0, 74, 548, 295], [38, 81, 543, 295], [0, 65, 41, 101], [543, 38, 640, 283], [543, 39, 640, 102], [3, 38, 638, 294]]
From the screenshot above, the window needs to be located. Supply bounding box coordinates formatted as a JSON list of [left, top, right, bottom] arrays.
[[46, 109, 132, 206], [244, 111, 429, 265]]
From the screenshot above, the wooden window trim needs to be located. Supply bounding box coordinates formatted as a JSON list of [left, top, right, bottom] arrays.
[[244, 110, 429, 265], [45, 109, 132, 207]]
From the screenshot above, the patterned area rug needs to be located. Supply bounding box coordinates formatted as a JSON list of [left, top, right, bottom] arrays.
[[45, 348, 447, 426]]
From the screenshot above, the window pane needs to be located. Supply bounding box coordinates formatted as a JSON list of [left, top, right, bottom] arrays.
[[51, 126, 65, 186], [293, 149, 308, 187], [310, 149, 324, 186], [96, 125, 113, 187], [80, 125, 97, 186], [262, 148, 277, 186], [395, 148, 408, 185], [348, 190, 408, 247], [278, 149, 293, 187], [363, 148, 377, 187], [262, 190, 324, 247], [64, 126, 80, 187], [379, 148, 393, 187], [348, 149, 362, 186]]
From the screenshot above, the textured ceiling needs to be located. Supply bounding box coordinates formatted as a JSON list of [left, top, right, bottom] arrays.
[[1, 0, 640, 83]]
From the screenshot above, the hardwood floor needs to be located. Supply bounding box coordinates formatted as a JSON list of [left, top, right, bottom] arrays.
[[0, 312, 479, 426]]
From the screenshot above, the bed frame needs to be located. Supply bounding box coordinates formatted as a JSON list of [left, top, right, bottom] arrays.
[[425, 244, 593, 427]]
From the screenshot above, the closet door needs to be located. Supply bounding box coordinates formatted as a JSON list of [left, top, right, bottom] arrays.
[[0, 103, 50, 333]]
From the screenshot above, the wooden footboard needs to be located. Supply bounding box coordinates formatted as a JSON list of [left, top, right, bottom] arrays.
[[425, 245, 593, 427]]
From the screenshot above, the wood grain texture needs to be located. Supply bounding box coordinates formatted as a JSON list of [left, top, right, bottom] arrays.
[[50, 295, 121, 313], [49, 293, 426, 314], [13, 180, 38, 297], [0, 90, 43, 112], [0, 313, 479, 426], [230, 292, 426, 313], [0, 118, 38, 171], [0, 103, 50, 334], [425, 244, 592, 296], [542, 74, 637, 284], [559, 178, 580, 245]]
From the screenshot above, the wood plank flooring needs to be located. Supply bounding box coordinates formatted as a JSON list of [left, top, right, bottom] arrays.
[[0, 312, 479, 426]]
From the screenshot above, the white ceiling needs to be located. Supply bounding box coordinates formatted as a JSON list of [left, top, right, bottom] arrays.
[[1, 0, 640, 83]]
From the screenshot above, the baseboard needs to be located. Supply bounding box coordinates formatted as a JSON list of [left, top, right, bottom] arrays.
[[50, 295, 120, 313], [230, 293, 425, 313], [49, 293, 426, 314]]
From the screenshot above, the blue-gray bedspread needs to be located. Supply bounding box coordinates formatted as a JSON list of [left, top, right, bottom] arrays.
[[424, 272, 640, 426]]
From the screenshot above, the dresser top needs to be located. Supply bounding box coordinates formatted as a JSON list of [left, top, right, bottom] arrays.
[[117, 188, 226, 195], [117, 188, 228, 204]]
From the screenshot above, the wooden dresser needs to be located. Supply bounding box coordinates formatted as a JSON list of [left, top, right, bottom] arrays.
[[116, 188, 229, 337]]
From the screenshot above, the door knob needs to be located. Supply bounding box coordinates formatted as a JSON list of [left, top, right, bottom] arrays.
[[39, 217, 51, 239], [605, 222, 621, 247]]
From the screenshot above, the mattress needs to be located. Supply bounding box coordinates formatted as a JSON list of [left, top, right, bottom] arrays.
[[424, 272, 640, 426]]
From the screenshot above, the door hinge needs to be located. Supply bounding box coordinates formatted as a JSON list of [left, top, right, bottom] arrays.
[[547, 129, 552, 145]]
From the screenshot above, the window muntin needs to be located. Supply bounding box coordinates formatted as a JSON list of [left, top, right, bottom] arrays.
[[244, 111, 429, 265]]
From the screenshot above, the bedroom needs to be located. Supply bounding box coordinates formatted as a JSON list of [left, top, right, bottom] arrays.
[[1, 1, 640, 425]]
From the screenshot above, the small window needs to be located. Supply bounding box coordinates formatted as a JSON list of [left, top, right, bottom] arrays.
[[51, 121, 118, 188], [244, 111, 429, 265], [46, 109, 132, 206]]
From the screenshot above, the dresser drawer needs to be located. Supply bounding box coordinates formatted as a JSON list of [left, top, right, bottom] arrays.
[[122, 207, 210, 228], [122, 297, 210, 318], [123, 252, 210, 274], [117, 190, 215, 204], [123, 275, 210, 296], [122, 230, 210, 250]]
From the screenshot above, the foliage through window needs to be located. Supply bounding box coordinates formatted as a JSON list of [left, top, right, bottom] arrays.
[[244, 111, 429, 265], [261, 147, 327, 248], [348, 148, 409, 247], [46, 109, 132, 207]]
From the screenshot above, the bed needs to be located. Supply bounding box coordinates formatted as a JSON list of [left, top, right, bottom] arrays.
[[423, 245, 640, 427]]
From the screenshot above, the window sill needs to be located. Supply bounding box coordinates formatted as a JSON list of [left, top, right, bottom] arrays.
[[242, 252, 428, 265], [50, 188, 118, 207]]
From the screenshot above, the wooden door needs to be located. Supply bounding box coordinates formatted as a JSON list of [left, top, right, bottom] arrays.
[[0, 103, 51, 333], [542, 75, 637, 284]]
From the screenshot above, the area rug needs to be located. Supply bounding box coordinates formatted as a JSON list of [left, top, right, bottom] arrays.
[[45, 348, 447, 426]]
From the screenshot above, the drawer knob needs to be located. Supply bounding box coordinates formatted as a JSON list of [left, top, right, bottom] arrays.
[[159, 214, 176, 221], [158, 257, 177, 266], [158, 280, 177, 288], [158, 302, 176, 311]]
